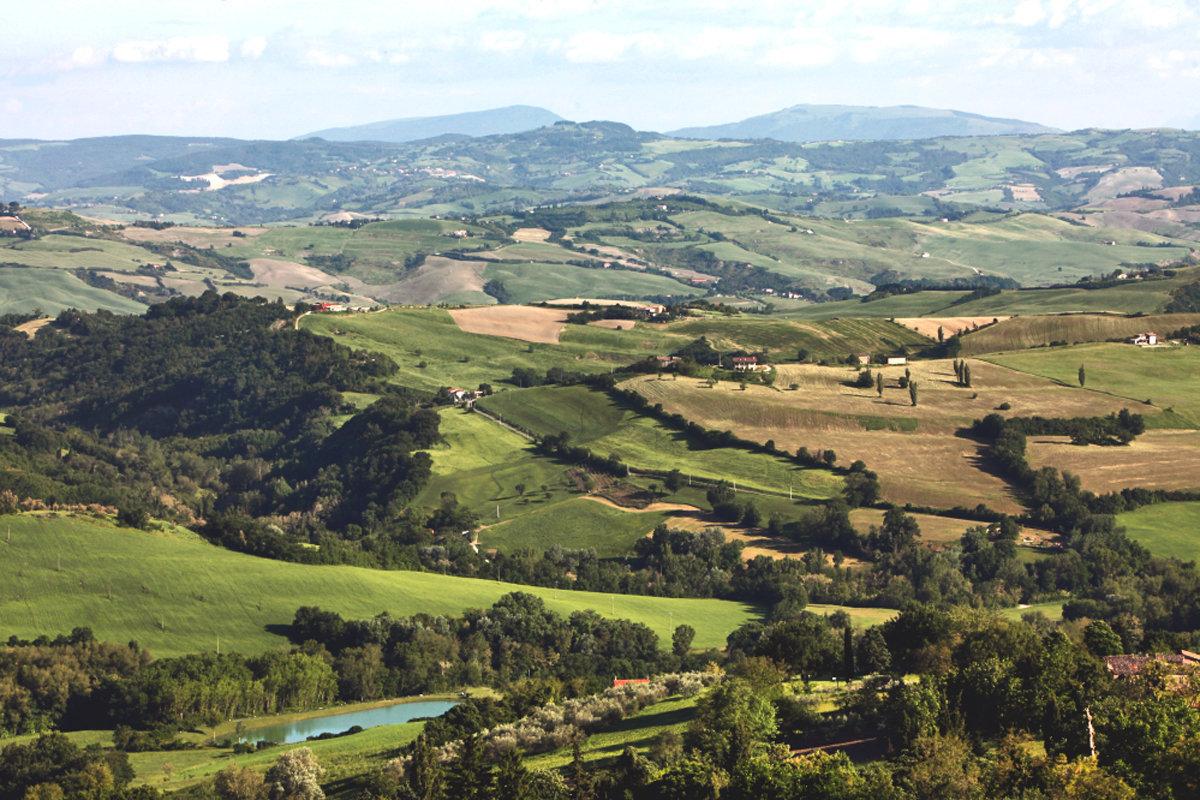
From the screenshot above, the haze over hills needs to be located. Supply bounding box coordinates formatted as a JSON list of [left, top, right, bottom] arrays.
[[669, 103, 1060, 141], [296, 105, 565, 143]]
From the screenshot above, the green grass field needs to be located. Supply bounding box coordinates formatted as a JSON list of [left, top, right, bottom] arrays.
[[478, 385, 842, 499], [0, 514, 763, 655], [0, 267, 147, 316], [525, 695, 699, 771], [478, 498, 672, 557], [300, 308, 680, 393], [958, 312, 1200, 356], [667, 317, 932, 359], [1118, 502, 1200, 562], [984, 342, 1200, 427], [480, 262, 694, 305], [0, 235, 162, 272]]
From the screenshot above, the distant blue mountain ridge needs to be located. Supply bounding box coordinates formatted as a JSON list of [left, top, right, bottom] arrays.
[[667, 103, 1060, 142], [295, 105, 566, 143]]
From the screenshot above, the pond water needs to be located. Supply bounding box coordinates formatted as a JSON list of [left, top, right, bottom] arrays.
[[241, 700, 458, 744]]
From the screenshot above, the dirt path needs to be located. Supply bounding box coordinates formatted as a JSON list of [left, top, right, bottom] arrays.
[[14, 319, 54, 339], [581, 496, 699, 514]]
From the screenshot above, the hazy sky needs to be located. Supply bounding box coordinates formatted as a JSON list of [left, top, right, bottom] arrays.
[[5, 0, 1200, 140]]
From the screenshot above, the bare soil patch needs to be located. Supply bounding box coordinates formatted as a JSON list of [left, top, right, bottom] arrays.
[[1026, 430, 1200, 494], [0, 218, 31, 232], [367, 256, 484, 304], [512, 228, 552, 242], [630, 187, 683, 198], [14, 318, 54, 339], [1056, 164, 1113, 179], [98, 271, 158, 287], [449, 305, 569, 343], [1084, 196, 1171, 213], [894, 317, 1010, 339], [583, 496, 697, 514], [249, 258, 340, 289], [1008, 184, 1043, 202], [122, 226, 266, 248], [1086, 167, 1163, 202], [589, 319, 634, 330], [628, 360, 1152, 515]]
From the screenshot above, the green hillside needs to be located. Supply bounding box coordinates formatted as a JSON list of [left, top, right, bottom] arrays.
[[0, 513, 762, 654], [984, 342, 1200, 427], [477, 384, 842, 499], [0, 268, 146, 316]]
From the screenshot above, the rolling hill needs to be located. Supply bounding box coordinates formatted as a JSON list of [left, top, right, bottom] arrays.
[[8, 125, 1200, 227], [669, 103, 1059, 142], [297, 105, 564, 143]]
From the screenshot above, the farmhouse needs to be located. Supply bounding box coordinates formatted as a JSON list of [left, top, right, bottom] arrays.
[[444, 388, 480, 402], [731, 356, 758, 371], [1129, 332, 1158, 345], [854, 353, 871, 365]]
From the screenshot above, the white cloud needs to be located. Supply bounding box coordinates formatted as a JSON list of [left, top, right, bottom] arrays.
[[241, 36, 267, 59], [304, 49, 357, 67], [851, 26, 951, 63], [71, 46, 104, 67], [481, 31, 526, 52], [485, 0, 603, 18], [680, 27, 767, 59], [1009, 0, 1045, 26], [564, 30, 661, 63], [112, 35, 230, 63], [760, 29, 837, 67], [4, 98, 22, 114]]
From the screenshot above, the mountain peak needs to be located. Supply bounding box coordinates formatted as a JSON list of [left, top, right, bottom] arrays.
[[668, 104, 1059, 142], [295, 105, 565, 143]]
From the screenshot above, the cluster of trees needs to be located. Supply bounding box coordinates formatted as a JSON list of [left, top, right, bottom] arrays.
[[361, 601, 1198, 800], [290, 593, 686, 698], [0, 292, 440, 538]]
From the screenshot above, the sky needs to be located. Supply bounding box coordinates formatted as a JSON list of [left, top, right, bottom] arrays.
[[4, 0, 1200, 141]]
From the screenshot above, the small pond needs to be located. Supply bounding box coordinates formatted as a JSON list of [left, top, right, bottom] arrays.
[[241, 700, 458, 744]]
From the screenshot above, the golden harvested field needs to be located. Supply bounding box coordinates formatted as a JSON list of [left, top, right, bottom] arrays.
[[628, 358, 1163, 514], [589, 319, 636, 330], [98, 272, 158, 287], [850, 509, 981, 543], [1026, 431, 1200, 494], [121, 226, 267, 248], [894, 317, 1010, 338], [378, 256, 486, 304], [512, 227, 552, 242], [13, 318, 54, 339], [449, 304, 570, 343], [248, 258, 339, 288], [960, 313, 1200, 356]]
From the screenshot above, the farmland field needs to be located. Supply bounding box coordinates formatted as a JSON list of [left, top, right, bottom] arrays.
[[0, 513, 763, 654], [1117, 502, 1200, 562], [478, 384, 843, 499], [665, 317, 933, 359], [480, 261, 694, 305], [958, 312, 1200, 357], [477, 497, 672, 557], [0, 267, 146, 316], [984, 342, 1200, 427], [1026, 431, 1200, 494], [300, 307, 679, 392], [627, 358, 1160, 513], [0, 234, 164, 272]]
